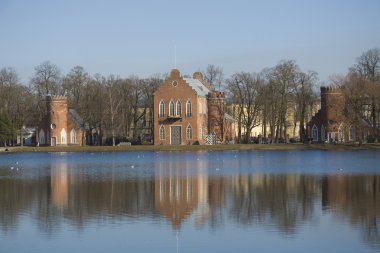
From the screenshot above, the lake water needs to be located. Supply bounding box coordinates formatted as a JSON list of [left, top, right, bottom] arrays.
[[0, 150, 379, 253]]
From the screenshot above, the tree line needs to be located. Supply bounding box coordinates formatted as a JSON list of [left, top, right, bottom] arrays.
[[0, 48, 379, 146]]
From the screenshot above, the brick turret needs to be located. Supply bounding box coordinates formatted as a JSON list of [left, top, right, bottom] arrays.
[[207, 91, 226, 142], [47, 95, 68, 145]]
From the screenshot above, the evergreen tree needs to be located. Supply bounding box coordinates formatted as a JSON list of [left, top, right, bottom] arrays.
[[0, 113, 16, 146]]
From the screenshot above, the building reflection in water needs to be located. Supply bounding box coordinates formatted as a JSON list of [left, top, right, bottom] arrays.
[[1, 153, 379, 249], [51, 158, 69, 209], [322, 174, 380, 248], [154, 152, 211, 230]]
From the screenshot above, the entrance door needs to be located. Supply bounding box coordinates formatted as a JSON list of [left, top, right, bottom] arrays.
[[170, 126, 181, 145], [51, 137, 57, 146]]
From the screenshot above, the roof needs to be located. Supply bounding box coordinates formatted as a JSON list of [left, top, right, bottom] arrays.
[[69, 109, 85, 129], [225, 113, 235, 122], [183, 78, 210, 97]]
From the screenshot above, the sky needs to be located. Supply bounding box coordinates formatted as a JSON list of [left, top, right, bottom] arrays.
[[0, 0, 379, 85]]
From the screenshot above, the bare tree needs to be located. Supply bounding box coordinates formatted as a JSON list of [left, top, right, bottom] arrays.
[[341, 73, 372, 144], [144, 75, 162, 142], [31, 61, 62, 96], [266, 60, 299, 143], [129, 76, 148, 143], [294, 71, 318, 142], [0, 68, 34, 146], [30, 61, 62, 123], [203, 64, 224, 91], [227, 72, 263, 143], [62, 66, 89, 110], [350, 48, 380, 140], [81, 74, 106, 145], [0, 67, 19, 115], [104, 75, 122, 146]]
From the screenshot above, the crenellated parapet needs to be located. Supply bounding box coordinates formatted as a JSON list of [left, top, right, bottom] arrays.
[[46, 95, 68, 101], [320, 86, 343, 94], [207, 91, 225, 99]]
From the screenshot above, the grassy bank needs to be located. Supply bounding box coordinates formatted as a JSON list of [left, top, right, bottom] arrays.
[[1, 143, 380, 153]]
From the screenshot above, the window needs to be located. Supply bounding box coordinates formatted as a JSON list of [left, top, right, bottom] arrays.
[[186, 100, 192, 117], [61, 128, 67, 144], [349, 125, 355, 141], [169, 101, 175, 116], [199, 102, 202, 115], [186, 124, 192, 140], [39, 129, 45, 144], [321, 125, 325, 142], [338, 124, 344, 143], [159, 101, 165, 117], [176, 100, 181, 116], [311, 125, 318, 141], [70, 129, 76, 144], [159, 125, 165, 140]]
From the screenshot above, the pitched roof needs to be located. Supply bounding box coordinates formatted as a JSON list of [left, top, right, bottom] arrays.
[[69, 109, 84, 129], [225, 113, 235, 122], [183, 78, 210, 97]]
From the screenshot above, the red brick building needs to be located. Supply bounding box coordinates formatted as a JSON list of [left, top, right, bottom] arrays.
[[307, 86, 371, 143], [37, 95, 85, 146], [153, 69, 234, 145]]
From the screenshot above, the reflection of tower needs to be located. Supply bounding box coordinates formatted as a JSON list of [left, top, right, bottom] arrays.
[[194, 164, 210, 226], [154, 171, 199, 230], [154, 153, 210, 230], [321, 175, 347, 210], [51, 160, 69, 208], [47, 95, 68, 146]]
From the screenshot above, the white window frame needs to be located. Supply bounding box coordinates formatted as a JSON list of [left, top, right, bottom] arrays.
[[338, 124, 344, 143], [186, 124, 192, 140], [70, 129, 76, 144], [176, 100, 182, 116], [159, 125, 165, 140], [159, 100, 165, 117], [321, 125, 325, 142], [312, 125, 318, 142], [186, 100, 192, 117], [169, 100, 175, 116], [61, 128, 67, 144], [39, 129, 45, 144], [349, 125, 355, 141]]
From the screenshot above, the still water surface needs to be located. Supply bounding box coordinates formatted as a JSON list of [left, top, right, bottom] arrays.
[[0, 150, 379, 252]]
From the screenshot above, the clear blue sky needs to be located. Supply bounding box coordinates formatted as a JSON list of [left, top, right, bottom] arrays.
[[0, 0, 379, 84]]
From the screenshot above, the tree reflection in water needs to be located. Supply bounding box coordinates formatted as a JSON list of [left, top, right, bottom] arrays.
[[0, 154, 379, 249]]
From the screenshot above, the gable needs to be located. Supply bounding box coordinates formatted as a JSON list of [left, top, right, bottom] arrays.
[[154, 69, 210, 99]]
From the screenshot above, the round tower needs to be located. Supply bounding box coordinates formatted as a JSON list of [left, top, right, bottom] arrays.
[[46, 95, 68, 146]]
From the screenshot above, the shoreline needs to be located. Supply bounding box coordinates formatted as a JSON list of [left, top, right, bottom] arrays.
[[1, 143, 380, 153]]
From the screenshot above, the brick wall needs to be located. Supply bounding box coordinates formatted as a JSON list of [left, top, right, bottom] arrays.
[[154, 69, 205, 145]]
